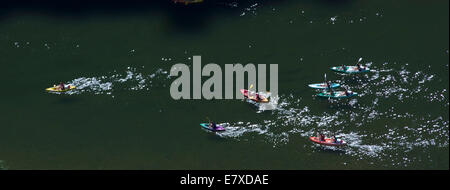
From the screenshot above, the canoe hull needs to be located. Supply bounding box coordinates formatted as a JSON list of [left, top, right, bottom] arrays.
[[309, 137, 347, 146], [240, 89, 269, 103], [200, 123, 225, 132], [317, 91, 358, 99], [330, 66, 370, 74], [45, 85, 76, 92]]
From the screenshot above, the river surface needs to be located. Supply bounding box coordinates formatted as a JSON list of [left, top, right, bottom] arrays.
[[0, 0, 448, 169]]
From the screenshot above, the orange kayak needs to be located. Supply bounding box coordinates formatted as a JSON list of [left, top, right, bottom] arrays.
[[309, 137, 347, 146], [240, 89, 269, 103]]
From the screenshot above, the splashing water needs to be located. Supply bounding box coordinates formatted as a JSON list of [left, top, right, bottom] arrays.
[[65, 67, 169, 96], [212, 62, 448, 166]]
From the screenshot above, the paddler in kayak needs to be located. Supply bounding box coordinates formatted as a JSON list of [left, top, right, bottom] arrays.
[[332, 135, 344, 144], [316, 132, 325, 142], [249, 90, 265, 102], [56, 82, 65, 90], [343, 87, 353, 97], [208, 121, 218, 130], [356, 63, 365, 71], [328, 88, 336, 97], [326, 81, 333, 91], [322, 82, 335, 96], [255, 93, 262, 101], [345, 90, 353, 96]]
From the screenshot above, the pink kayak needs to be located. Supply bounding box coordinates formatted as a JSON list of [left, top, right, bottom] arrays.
[[240, 89, 269, 103]]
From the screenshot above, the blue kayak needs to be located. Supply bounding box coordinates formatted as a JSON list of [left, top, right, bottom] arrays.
[[330, 66, 370, 74], [317, 91, 358, 99], [308, 83, 340, 89]]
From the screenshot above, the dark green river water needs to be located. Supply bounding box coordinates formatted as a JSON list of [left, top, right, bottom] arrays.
[[0, 0, 448, 169]]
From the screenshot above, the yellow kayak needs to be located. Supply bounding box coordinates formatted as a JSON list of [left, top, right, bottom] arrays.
[[45, 85, 76, 92]]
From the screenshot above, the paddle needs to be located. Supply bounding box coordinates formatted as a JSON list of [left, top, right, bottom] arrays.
[[355, 57, 363, 70], [324, 73, 334, 100], [356, 57, 362, 65], [248, 84, 255, 99], [205, 117, 215, 129], [206, 117, 211, 126], [324, 73, 332, 91]]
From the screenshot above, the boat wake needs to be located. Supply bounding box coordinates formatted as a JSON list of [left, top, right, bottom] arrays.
[[65, 67, 169, 96], [215, 61, 448, 167]]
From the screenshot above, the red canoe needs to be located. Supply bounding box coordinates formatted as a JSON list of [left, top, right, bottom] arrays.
[[309, 137, 347, 146], [240, 89, 269, 103]]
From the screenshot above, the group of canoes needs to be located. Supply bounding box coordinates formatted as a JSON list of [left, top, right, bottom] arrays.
[[306, 58, 370, 146], [309, 58, 369, 100], [46, 58, 370, 147], [203, 58, 371, 147]]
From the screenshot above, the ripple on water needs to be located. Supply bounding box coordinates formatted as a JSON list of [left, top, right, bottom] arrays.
[[214, 62, 448, 167], [65, 67, 169, 96]]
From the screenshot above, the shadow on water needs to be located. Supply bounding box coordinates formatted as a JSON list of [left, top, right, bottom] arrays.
[[0, 0, 354, 31], [202, 129, 229, 141], [53, 96, 82, 104], [314, 146, 347, 154]]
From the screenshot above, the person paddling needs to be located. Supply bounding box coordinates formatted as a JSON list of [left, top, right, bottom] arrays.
[[320, 134, 325, 141], [356, 63, 365, 71], [332, 135, 337, 143], [330, 88, 335, 97], [317, 132, 325, 141], [58, 82, 65, 90], [326, 81, 333, 91], [343, 87, 353, 97], [355, 57, 364, 71], [209, 122, 217, 130], [256, 94, 262, 101]]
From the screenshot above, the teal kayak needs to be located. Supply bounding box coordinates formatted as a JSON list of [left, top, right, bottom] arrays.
[[330, 66, 370, 74], [317, 91, 358, 99], [308, 83, 340, 89], [200, 123, 225, 131]]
